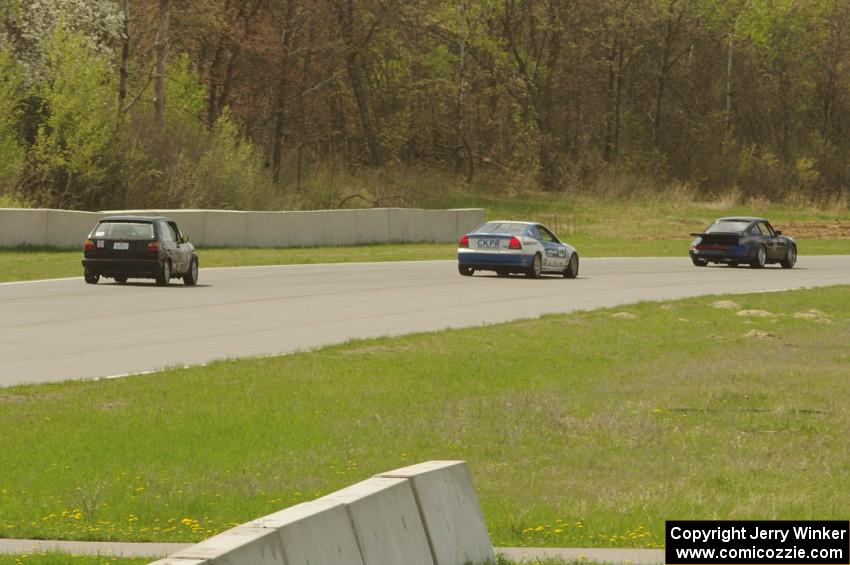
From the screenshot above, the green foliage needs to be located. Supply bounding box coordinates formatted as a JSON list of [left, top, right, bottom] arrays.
[[2, 0, 850, 209], [189, 109, 273, 209], [166, 53, 207, 126], [0, 48, 24, 194], [26, 25, 116, 208]]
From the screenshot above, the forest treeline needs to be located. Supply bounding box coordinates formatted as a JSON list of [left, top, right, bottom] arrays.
[[0, 0, 848, 211]]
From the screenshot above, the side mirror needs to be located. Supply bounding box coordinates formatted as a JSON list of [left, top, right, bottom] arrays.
[[775, 230, 782, 235], [180, 235, 190, 243]]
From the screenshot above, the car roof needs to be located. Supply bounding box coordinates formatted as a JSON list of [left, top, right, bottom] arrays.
[[484, 220, 537, 226], [715, 216, 767, 223], [98, 215, 171, 223]]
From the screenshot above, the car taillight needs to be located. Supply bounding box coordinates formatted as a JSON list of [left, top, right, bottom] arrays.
[[147, 241, 159, 253], [509, 236, 522, 250], [84, 239, 96, 251], [459, 235, 469, 248]]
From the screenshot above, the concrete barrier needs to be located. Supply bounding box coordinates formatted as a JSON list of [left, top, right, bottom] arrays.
[[355, 208, 391, 244], [378, 461, 495, 565], [253, 500, 364, 565], [151, 525, 285, 565], [150, 460, 494, 565], [0, 208, 484, 248], [322, 209, 359, 246], [284, 211, 324, 247], [45, 210, 101, 248], [424, 210, 457, 243], [388, 208, 426, 243], [243, 212, 288, 248], [320, 477, 433, 565], [453, 208, 485, 239], [0, 208, 48, 246], [202, 211, 249, 247]]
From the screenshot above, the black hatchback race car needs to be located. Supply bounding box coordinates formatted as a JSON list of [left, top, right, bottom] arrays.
[[689, 216, 797, 269], [82, 216, 199, 285]]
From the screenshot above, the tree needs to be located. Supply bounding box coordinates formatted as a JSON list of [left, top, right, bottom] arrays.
[[154, 0, 171, 127], [0, 0, 121, 84], [25, 25, 117, 208], [0, 49, 25, 194]]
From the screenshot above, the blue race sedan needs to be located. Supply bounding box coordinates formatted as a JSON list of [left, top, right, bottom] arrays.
[[457, 221, 579, 278]]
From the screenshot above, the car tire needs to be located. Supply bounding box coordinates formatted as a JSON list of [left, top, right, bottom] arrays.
[[156, 260, 171, 286], [527, 253, 542, 278], [563, 253, 579, 279], [84, 272, 99, 285], [458, 264, 474, 277], [691, 257, 708, 267], [114, 275, 127, 284], [183, 257, 199, 285], [780, 244, 797, 269], [750, 245, 767, 269]]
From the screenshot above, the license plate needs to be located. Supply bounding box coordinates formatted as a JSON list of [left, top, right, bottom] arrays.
[[113, 241, 129, 250], [475, 239, 501, 249]]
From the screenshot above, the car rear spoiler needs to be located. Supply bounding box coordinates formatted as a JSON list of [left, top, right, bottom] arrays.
[[689, 231, 741, 237]]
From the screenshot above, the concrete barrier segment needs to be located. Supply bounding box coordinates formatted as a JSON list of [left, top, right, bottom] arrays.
[[161, 525, 285, 565], [378, 461, 495, 565], [451, 209, 486, 240], [0, 208, 48, 246], [45, 210, 102, 248], [251, 499, 365, 565], [320, 477, 434, 565]]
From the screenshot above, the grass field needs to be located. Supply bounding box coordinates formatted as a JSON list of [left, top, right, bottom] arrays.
[[0, 555, 148, 565], [0, 286, 847, 548], [0, 555, 576, 565]]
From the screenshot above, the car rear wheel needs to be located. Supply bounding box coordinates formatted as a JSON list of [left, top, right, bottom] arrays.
[[691, 257, 708, 267], [156, 260, 171, 286], [114, 275, 127, 284], [183, 257, 199, 285], [781, 244, 797, 269], [458, 264, 474, 277], [750, 245, 767, 269], [563, 253, 579, 278], [84, 272, 99, 285], [527, 253, 542, 278]]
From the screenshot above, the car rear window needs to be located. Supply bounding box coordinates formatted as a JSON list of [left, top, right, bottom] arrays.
[[706, 220, 751, 233], [91, 221, 155, 240], [473, 222, 527, 235]]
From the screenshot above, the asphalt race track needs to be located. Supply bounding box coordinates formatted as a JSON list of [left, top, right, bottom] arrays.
[[1, 256, 847, 387]]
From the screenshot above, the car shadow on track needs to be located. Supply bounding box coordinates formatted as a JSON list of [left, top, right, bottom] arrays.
[[473, 274, 587, 280], [102, 282, 213, 288]]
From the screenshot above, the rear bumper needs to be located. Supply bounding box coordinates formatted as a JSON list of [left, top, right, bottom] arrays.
[[458, 250, 533, 269], [689, 245, 752, 262], [82, 258, 161, 277]]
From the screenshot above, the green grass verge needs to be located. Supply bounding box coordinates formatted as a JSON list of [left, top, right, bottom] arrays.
[[0, 556, 573, 565], [0, 287, 848, 547], [0, 555, 147, 565]]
